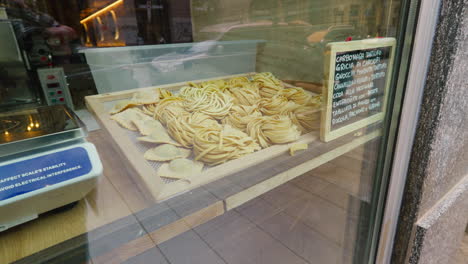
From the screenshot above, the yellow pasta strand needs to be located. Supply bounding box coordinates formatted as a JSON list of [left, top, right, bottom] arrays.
[[246, 115, 301, 148], [167, 112, 220, 148], [222, 104, 262, 132], [193, 125, 260, 165], [253, 72, 284, 98]]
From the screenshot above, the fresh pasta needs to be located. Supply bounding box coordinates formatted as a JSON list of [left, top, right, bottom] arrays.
[[158, 88, 173, 99], [153, 97, 187, 124], [193, 125, 260, 165], [226, 86, 261, 106], [291, 105, 320, 133], [227, 76, 250, 87], [246, 115, 301, 148], [183, 89, 233, 119], [222, 104, 262, 132], [258, 95, 300, 116], [109, 72, 322, 171], [167, 112, 220, 148], [280, 87, 312, 105], [253, 72, 284, 98]]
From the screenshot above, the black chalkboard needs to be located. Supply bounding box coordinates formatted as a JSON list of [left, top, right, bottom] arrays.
[[331, 47, 391, 130], [321, 38, 396, 142]]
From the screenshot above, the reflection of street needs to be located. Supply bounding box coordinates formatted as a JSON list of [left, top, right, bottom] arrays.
[[198, 21, 360, 84], [193, 0, 401, 84]]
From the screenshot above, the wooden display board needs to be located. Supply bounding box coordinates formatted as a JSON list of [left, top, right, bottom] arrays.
[[85, 73, 320, 201], [321, 38, 396, 142]]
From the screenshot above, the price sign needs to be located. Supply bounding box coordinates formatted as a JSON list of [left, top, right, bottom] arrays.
[[320, 38, 396, 142]]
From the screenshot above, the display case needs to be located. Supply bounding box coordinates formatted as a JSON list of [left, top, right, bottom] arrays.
[[0, 0, 429, 263]]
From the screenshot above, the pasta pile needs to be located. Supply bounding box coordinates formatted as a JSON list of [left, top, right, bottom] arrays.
[[180, 86, 233, 119], [228, 76, 250, 87], [222, 104, 262, 132], [290, 105, 321, 133], [280, 87, 312, 105], [167, 112, 220, 148], [258, 95, 300, 116], [253, 72, 284, 98], [153, 97, 187, 124], [226, 85, 261, 106], [109, 72, 322, 178], [188, 80, 228, 91], [246, 115, 301, 148], [193, 125, 261, 165]]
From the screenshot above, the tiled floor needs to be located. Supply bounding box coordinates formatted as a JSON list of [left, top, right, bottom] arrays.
[[3, 129, 378, 264], [451, 232, 468, 264], [121, 152, 371, 264]]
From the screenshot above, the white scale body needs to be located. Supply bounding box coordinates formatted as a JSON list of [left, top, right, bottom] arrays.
[[0, 107, 102, 231]]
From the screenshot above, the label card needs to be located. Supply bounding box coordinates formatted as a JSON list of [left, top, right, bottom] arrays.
[[320, 38, 396, 142], [0, 147, 92, 201]]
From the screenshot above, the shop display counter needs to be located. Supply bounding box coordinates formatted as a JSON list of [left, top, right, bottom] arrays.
[[85, 72, 380, 208], [87, 73, 324, 201]]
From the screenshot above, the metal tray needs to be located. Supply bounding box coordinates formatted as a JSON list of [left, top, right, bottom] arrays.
[[0, 105, 87, 158]]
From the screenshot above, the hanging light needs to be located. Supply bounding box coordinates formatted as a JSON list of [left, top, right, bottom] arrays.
[[80, 0, 124, 24]]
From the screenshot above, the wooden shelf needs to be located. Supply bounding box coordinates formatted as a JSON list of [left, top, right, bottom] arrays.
[[1, 123, 381, 264]]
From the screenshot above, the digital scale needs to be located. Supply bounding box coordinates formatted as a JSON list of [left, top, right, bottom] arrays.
[[0, 105, 102, 231]]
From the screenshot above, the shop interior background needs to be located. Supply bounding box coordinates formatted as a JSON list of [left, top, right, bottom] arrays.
[[0, 0, 401, 112]]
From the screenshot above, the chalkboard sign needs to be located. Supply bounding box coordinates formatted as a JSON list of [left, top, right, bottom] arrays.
[[320, 38, 396, 142]]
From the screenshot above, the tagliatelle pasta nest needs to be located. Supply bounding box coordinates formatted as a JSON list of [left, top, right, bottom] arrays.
[[253, 72, 284, 98], [290, 105, 321, 133], [167, 112, 220, 148], [153, 97, 188, 124], [225, 86, 261, 106], [258, 95, 301, 116], [279, 87, 312, 105], [204, 80, 228, 90], [183, 89, 233, 119], [227, 76, 250, 87], [189, 80, 228, 91], [141, 103, 157, 116], [193, 125, 261, 165], [246, 115, 301, 148], [222, 104, 262, 132], [179, 86, 203, 99]]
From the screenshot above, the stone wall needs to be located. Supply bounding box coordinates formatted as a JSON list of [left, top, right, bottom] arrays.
[[391, 0, 468, 263]]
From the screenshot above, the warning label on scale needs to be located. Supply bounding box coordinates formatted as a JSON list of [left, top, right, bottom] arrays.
[[0, 147, 92, 201]]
